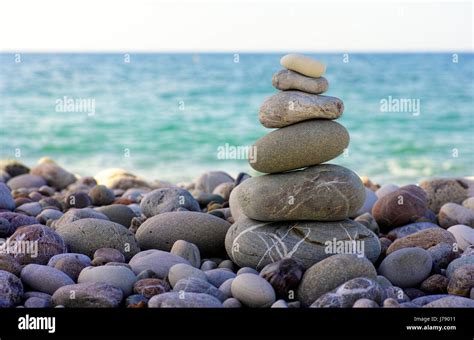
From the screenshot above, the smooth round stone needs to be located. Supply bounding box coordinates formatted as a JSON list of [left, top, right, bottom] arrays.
[[15, 202, 42, 216], [0, 254, 22, 276], [259, 91, 343, 128], [65, 192, 91, 209], [237, 267, 259, 275], [129, 249, 190, 278], [168, 263, 207, 287], [148, 292, 223, 308], [354, 213, 379, 235], [439, 203, 474, 228], [387, 222, 439, 240], [48, 253, 91, 267], [462, 197, 474, 211], [375, 184, 399, 199], [419, 178, 470, 213], [447, 224, 474, 250], [0, 160, 29, 177], [423, 296, 474, 308], [133, 278, 170, 298], [218, 278, 234, 299], [140, 188, 200, 218], [36, 209, 63, 225], [235, 164, 365, 221], [372, 185, 429, 233], [78, 265, 137, 296], [92, 248, 125, 266], [228, 184, 245, 222], [173, 277, 226, 302], [170, 240, 201, 268], [204, 268, 236, 287], [280, 54, 326, 78], [94, 168, 151, 190], [88, 185, 115, 206], [411, 294, 450, 306], [428, 243, 458, 273], [5, 224, 67, 265], [297, 254, 377, 306], [96, 204, 136, 228], [217, 260, 235, 271], [231, 273, 276, 308], [226, 217, 381, 270], [447, 265, 474, 296], [194, 171, 234, 194], [386, 228, 456, 254], [24, 296, 50, 308], [30, 159, 76, 190], [0, 270, 23, 307], [136, 211, 230, 257], [52, 282, 123, 307], [49, 208, 109, 230], [272, 69, 328, 94], [311, 278, 384, 308], [223, 297, 242, 308], [7, 174, 47, 190], [420, 274, 449, 294], [353, 298, 379, 308], [260, 258, 305, 298], [21, 264, 74, 295], [376, 275, 393, 288], [446, 256, 474, 279], [125, 294, 148, 308], [379, 248, 433, 288], [0, 183, 15, 211], [200, 260, 217, 271], [250, 121, 349, 174], [271, 299, 288, 308], [55, 218, 140, 260], [52, 256, 88, 281], [0, 212, 38, 237], [351, 188, 378, 218]]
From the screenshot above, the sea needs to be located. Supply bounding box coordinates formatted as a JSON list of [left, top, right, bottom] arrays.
[[1, 53, 473, 184]]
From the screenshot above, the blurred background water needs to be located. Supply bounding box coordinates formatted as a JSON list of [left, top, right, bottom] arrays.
[[0, 53, 473, 184]]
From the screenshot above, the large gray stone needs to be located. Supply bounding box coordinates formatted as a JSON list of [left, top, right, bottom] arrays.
[[129, 249, 190, 279], [297, 254, 377, 306], [249, 120, 349, 174], [7, 174, 46, 190], [234, 164, 365, 221], [136, 211, 230, 257], [55, 218, 140, 260], [52, 282, 123, 308], [225, 217, 381, 270], [140, 188, 200, 217], [259, 90, 343, 128], [20, 264, 74, 295], [231, 273, 276, 308], [78, 265, 137, 296], [173, 277, 226, 302]]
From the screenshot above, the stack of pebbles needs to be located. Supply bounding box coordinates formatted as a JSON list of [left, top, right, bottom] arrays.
[[226, 54, 381, 270]]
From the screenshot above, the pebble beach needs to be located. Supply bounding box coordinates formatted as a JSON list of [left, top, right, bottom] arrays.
[[0, 54, 473, 309]]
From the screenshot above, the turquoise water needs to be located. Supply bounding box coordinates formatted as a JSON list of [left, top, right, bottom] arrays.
[[1, 53, 473, 184]]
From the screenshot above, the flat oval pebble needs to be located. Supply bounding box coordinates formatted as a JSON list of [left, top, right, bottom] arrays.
[[96, 204, 136, 228], [447, 224, 474, 250], [88, 185, 115, 206], [52, 282, 123, 308], [173, 277, 226, 302], [55, 218, 140, 260], [438, 203, 474, 228], [223, 297, 242, 308], [259, 91, 343, 128], [21, 264, 74, 295], [272, 69, 328, 94], [204, 268, 236, 287], [140, 188, 200, 217], [226, 216, 381, 270], [280, 54, 326, 78], [148, 292, 223, 308], [378, 247, 433, 288], [235, 164, 365, 221], [78, 265, 137, 296], [423, 295, 474, 308], [50, 208, 109, 230], [231, 273, 276, 308], [170, 240, 201, 268], [168, 263, 207, 287], [250, 121, 349, 174], [24, 296, 51, 308], [386, 227, 456, 254], [387, 222, 439, 240], [297, 254, 377, 306], [129, 249, 190, 278], [7, 174, 47, 190], [446, 255, 474, 279], [136, 211, 230, 257]]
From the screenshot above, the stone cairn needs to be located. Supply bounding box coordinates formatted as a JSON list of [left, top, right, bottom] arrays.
[[226, 54, 381, 272]]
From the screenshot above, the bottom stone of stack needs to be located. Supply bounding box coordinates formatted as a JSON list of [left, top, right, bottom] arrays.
[[225, 216, 381, 270]]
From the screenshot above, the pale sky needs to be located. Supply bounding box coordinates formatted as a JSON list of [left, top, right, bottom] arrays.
[[0, 0, 472, 52]]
